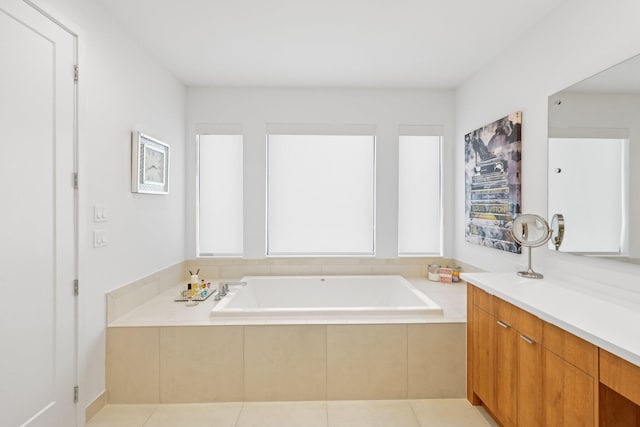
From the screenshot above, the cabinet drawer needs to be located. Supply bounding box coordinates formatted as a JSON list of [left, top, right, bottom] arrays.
[[474, 286, 494, 314], [600, 349, 640, 406], [495, 297, 517, 328], [516, 308, 542, 343], [495, 298, 542, 342], [543, 322, 596, 377]]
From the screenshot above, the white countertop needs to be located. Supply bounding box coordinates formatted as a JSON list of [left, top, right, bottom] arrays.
[[462, 271, 640, 367], [108, 278, 468, 327]]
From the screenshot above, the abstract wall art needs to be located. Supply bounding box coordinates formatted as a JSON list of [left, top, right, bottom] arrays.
[[464, 112, 522, 253]]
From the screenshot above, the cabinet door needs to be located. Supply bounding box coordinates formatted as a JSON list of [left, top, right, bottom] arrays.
[[494, 319, 517, 427], [544, 349, 594, 427], [518, 333, 542, 427], [473, 305, 496, 411]]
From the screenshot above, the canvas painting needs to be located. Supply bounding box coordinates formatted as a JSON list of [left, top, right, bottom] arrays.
[[465, 112, 522, 253]]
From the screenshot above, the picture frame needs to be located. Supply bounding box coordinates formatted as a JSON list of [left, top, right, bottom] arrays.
[[131, 131, 170, 194], [464, 112, 522, 253]]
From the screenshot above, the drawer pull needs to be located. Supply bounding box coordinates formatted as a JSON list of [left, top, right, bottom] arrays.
[[520, 334, 535, 345], [496, 320, 511, 329]]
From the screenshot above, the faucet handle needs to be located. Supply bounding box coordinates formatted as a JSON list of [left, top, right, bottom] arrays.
[[217, 282, 227, 297]]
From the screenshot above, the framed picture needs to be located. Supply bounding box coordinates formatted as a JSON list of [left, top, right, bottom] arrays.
[[131, 131, 170, 194], [464, 112, 522, 253]]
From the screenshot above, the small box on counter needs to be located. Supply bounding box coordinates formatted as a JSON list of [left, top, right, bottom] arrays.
[[439, 267, 453, 283]]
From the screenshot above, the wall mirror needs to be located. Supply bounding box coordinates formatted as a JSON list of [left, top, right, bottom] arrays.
[[548, 53, 640, 263]]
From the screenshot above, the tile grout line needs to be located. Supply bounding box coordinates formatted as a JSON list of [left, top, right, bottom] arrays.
[[157, 327, 161, 404], [406, 324, 409, 399], [324, 324, 328, 402], [233, 401, 244, 427], [408, 400, 424, 427], [235, 325, 246, 427], [140, 404, 159, 427], [325, 324, 329, 426]]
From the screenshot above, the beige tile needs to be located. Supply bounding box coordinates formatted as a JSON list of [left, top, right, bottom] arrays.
[[269, 264, 323, 275], [187, 265, 220, 281], [85, 404, 156, 427], [86, 392, 106, 423], [371, 265, 423, 277], [410, 399, 499, 427], [219, 264, 271, 279], [109, 279, 159, 321], [143, 403, 242, 427], [159, 326, 243, 403], [236, 401, 327, 427], [166, 260, 188, 281], [107, 327, 160, 403], [321, 265, 373, 275], [327, 324, 407, 400], [407, 323, 466, 398], [244, 325, 326, 401], [327, 400, 419, 427]]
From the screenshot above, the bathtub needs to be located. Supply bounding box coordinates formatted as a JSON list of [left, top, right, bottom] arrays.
[[210, 275, 442, 321]]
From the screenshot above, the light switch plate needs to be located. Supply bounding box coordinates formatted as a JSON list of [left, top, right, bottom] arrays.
[[93, 229, 108, 248], [93, 205, 108, 222]]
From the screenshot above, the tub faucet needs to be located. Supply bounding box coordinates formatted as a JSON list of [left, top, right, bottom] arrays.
[[217, 282, 227, 297]]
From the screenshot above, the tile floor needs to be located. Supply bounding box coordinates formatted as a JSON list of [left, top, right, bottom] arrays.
[[87, 399, 498, 427]]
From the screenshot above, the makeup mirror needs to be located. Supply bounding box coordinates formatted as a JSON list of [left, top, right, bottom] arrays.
[[511, 214, 552, 279]]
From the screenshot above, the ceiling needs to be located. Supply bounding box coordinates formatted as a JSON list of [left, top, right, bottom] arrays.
[[94, 0, 566, 89]]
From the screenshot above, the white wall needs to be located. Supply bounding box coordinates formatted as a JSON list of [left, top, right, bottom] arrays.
[[186, 87, 455, 259], [454, 0, 640, 287], [34, 0, 187, 417]]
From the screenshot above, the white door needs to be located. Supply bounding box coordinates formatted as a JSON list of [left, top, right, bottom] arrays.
[[0, 1, 77, 426]]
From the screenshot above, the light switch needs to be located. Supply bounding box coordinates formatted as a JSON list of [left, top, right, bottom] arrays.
[[93, 229, 108, 248], [94, 205, 108, 223]]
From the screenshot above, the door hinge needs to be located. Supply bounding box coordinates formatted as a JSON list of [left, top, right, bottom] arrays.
[[73, 279, 79, 296], [73, 173, 78, 189], [73, 385, 79, 404], [74, 65, 79, 83]]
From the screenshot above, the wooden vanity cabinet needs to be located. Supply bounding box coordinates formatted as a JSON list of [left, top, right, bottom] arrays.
[[468, 281, 640, 427], [468, 285, 496, 410], [468, 285, 542, 427], [599, 349, 640, 426], [542, 322, 598, 427]]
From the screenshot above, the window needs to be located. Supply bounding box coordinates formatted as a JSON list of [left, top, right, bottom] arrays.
[[398, 134, 441, 255], [197, 134, 243, 256], [267, 134, 376, 255]]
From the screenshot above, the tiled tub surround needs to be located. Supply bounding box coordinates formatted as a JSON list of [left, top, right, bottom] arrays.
[[106, 278, 467, 404], [107, 323, 466, 404], [106, 261, 187, 322]]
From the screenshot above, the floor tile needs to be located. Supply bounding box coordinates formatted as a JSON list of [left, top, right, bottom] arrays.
[[86, 404, 157, 427], [327, 400, 419, 427], [142, 403, 242, 427], [236, 401, 327, 427], [410, 399, 499, 427]]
